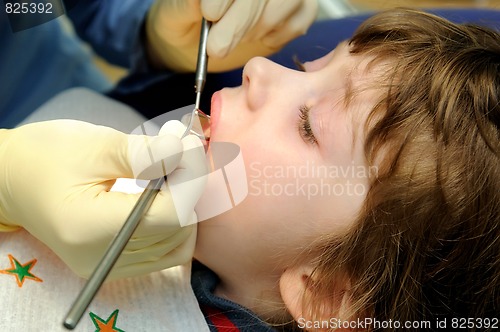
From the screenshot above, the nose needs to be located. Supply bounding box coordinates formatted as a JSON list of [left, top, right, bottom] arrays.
[[242, 57, 283, 110]]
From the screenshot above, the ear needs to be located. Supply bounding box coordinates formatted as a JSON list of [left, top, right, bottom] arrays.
[[279, 264, 353, 331]]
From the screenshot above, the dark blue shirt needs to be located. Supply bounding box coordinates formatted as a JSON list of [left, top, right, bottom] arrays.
[[191, 262, 278, 332]]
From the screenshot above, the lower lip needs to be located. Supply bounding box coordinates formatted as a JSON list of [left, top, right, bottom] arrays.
[[210, 91, 222, 138]]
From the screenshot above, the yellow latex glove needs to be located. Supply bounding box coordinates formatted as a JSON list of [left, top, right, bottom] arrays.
[[0, 120, 207, 279], [146, 0, 318, 72]]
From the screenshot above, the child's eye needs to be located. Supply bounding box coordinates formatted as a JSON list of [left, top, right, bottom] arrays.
[[298, 105, 318, 145]]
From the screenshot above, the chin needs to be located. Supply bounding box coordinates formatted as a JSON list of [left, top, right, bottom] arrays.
[[194, 203, 251, 270]]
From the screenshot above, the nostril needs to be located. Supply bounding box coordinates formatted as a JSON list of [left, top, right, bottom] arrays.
[[242, 57, 273, 110], [243, 73, 250, 87], [242, 65, 251, 88], [242, 57, 267, 86]]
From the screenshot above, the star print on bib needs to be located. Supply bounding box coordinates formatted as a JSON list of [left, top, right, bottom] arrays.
[[0, 254, 43, 287], [89, 309, 126, 332]]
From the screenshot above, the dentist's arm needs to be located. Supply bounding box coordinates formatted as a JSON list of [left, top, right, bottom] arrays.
[[64, 0, 317, 73], [64, 0, 155, 68], [0, 120, 207, 279]]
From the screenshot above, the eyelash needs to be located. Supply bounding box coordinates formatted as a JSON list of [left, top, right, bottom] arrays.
[[293, 58, 316, 144], [293, 55, 305, 72], [298, 105, 318, 145]]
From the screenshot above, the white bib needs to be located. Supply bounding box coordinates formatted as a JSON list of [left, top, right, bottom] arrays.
[[0, 229, 209, 332]]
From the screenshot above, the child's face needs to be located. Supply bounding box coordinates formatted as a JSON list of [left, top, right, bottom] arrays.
[[195, 42, 385, 308]]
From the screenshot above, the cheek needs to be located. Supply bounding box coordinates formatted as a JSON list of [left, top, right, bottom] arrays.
[[199, 122, 368, 255], [209, 138, 314, 238], [244, 143, 302, 211], [245, 150, 369, 238]]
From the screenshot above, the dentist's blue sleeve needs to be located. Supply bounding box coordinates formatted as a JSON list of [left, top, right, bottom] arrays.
[[65, 0, 155, 70], [0, 0, 161, 128], [66, 0, 177, 102]]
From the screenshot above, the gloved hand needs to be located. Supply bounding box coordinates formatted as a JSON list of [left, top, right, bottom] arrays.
[[146, 0, 318, 72], [0, 120, 207, 279]]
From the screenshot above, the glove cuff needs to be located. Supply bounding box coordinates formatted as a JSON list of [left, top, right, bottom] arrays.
[[0, 129, 21, 232], [0, 223, 20, 232]]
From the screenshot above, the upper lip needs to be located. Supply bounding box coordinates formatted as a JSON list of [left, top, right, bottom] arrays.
[[210, 91, 221, 138]]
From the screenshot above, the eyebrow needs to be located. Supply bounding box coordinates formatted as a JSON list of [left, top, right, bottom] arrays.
[[343, 67, 363, 155], [343, 69, 355, 110], [325, 55, 359, 157], [303, 42, 360, 155]]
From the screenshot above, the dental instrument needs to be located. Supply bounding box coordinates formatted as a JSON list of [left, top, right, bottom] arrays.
[[63, 18, 211, 330]]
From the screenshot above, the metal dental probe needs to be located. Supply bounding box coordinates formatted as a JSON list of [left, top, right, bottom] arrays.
[[195, 18, 210, 111], [63, 18, 211, 330]]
